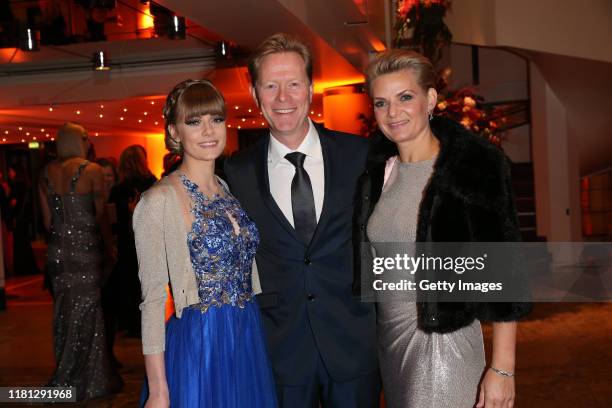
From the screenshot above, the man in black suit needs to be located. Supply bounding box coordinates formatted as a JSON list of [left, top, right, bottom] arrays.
[[224, 33, 379, 407]]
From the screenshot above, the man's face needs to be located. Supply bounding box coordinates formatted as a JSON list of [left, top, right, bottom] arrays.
[[252, 52, 313, 143]]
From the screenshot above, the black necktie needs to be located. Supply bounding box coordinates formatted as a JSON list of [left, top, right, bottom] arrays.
[[285, 152, 317, 245]]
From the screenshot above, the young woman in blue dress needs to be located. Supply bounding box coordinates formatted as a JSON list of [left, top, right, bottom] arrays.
[[134, 79, 277, 407]]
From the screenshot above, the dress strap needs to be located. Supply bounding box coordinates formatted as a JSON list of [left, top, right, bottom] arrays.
[[69, 161, 89, 193]]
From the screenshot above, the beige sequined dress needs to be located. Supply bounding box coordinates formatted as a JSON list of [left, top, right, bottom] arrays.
[[367, 158, 485, 408], [44, 161, 122, 401]]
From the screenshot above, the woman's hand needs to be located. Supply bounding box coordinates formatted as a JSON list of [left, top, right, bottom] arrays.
[[476, 368, 515, 408]]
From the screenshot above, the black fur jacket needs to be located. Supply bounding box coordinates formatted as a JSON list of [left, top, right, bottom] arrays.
[[352, 116, 532, 333]]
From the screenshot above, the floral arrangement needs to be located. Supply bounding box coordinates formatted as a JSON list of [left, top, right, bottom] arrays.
[[435, 87, 505, 146], [395, 0, 505, 145], [395, 0, 452, 64]]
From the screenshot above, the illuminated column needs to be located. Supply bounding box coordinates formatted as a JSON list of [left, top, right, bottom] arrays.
[[322, 84, 371, 136]]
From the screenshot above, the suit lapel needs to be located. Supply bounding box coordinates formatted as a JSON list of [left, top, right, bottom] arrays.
[[308, 128, 335, 249], [253, 137, 303, 243]]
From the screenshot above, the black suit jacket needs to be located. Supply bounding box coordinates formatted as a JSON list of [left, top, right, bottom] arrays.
[[224, 124, 377, 385]]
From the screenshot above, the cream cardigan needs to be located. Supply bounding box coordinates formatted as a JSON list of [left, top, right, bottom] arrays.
[[133, 175, 261, 355]]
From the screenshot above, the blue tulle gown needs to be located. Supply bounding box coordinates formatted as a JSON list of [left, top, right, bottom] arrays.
[[141, 174, 277, 407]]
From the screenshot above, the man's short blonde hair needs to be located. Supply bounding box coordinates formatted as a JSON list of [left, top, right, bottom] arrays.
[[248, 33, 313, 87]]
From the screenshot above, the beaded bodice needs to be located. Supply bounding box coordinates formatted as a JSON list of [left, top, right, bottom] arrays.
[[180, 174, 259, 312]]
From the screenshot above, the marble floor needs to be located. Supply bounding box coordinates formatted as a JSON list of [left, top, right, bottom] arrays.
[[0, 275, 610, 407]]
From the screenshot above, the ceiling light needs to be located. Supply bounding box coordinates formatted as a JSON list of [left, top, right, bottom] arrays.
[[20, 28, 39, 51], [217, 41, 230, 59], [93, 51, 111, 71], [168, 15, 186, 40]]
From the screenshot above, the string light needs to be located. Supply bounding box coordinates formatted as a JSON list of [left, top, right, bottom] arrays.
[[21, 139, 25, 142], [40, 128, 44, 132], [241, 118, 246, 122], [25, 132, 30, 136], [33, 136, 36, 140], [4, 130, 8, 134], [234, 106, 239, 110], [237, 125, 241, 129], [2, 138, 5, 142], [45, 133, 49, 137], [123, 108, 128, 112], [99, 114, 104, 118], [95, 132, 99, 136], [143, 112, 148, 116], [228, 124, 232, 128], [150, 101, 155, 105], [100, 104, 104, 109], [18, 127, 22, 131], [49, 107, 53, 112], [120, 117, 124, 121], [247, 109, 252, 113], [154, 121, 159, 125], [51, 137, 55, 141], [138, 119, 142, 123], [76, 110, 81, 115]]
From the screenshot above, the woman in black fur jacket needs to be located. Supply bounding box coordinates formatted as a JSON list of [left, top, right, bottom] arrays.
[[353, 49, 531, 408]]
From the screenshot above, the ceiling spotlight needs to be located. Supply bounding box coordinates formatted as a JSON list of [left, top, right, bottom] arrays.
[[93, 51, 111, 71], [217, 41, 230, 59], [20, 28, 40, 51], [168, 15, 186, 40]]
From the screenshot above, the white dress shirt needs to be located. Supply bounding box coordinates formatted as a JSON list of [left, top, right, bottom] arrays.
[[267, 120, 325, 227]]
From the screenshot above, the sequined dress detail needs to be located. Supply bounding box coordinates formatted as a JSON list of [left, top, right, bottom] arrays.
[[45, 161, 122, 401], [141, 174, 277, 407]]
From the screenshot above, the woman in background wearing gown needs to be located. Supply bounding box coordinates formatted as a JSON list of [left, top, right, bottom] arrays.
[[109, 145, 157, 338], [134, 79, 277, 407], [39, 122, 122, 401], [354, 50, 531, 408]]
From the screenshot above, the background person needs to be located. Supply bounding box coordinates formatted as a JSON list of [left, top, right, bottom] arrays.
[[108, 145, 156, 337], [38, 122, 122, 401]]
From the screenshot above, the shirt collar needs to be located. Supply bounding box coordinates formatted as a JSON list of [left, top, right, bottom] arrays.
[[268, 119, 322, 167]]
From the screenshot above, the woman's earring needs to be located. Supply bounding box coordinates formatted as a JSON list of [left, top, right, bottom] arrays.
[[428, 111, 433, 121]]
